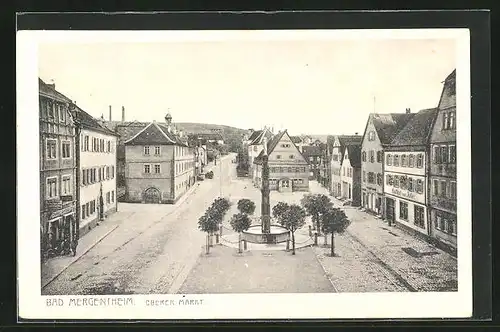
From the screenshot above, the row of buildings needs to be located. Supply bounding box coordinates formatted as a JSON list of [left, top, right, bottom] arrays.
[[317, 69, 457, 253], [39, 79, 206, 260]]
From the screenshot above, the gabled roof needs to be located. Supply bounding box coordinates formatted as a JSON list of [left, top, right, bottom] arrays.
[[39, 78, 72, 103], [344, 145, 362, 168], [249, 128, 273, 145], [253, 130, 309, 165], [366, 113, 416, 145], [71, 106, 119, 137], [437, 69, 456, 110], [124, 122, 187, 146], [333, 135, 362, 164], [388, 108, 439, 148], [302, 145, 323, 157], [290, 136, 303, 144]]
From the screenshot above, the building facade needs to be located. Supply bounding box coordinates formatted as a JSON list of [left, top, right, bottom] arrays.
[[360, 112, 415, 217], [253, 130, 310, 192], [384, 108, 439, 237], [428, 69, 457, 252], [75, 107, 119, 237], [124, 115, 195, 204], [248, 128, 273, 182], [302, 145, 323, 180], [329, 135, 362, 198], [39, 79, 78, 260], [340, 144, 362, 206]]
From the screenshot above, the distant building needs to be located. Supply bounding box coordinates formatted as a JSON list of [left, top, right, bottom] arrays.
[[329, 135, 362, 198], [247, 128, 273, 180], [318, 142, 333, 188], [253, 130, 310, 192], [428, 69, 457, 253], [123, 113, 195, 204], [72, 106, 119, 237], [384, 108, 439, 237], [39, 79, 77, 259], [302, 145, 323, 180], [360, 112, 415, 217], [340, 144, 362, 206], [290, 136, 305, 152], [194, 131, 224, 145], [195, 145, 208, 176]]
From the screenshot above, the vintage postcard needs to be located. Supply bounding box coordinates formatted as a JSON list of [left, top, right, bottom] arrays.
[[17, 28, 471, 320]]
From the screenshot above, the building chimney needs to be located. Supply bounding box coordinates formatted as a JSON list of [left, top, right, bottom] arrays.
[[109, 105, 112, 121], [48, 79, 55, 89], [406, 108, 411, 114], [355, 132, 359, 135], [121, 106, 125, 122]]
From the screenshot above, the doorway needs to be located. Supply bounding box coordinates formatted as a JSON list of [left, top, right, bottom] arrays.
[[386, 198, 395, 224], [278, 178, 292, 193], [144, 187, 161, 204]]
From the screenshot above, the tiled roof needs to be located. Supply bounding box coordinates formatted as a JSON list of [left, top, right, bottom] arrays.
[[345, 144, 362, 168], [290, 136, 303, 144], [124, 122, 187, 146], [195, 132, 224, 141], [302, 145, 323, 157], [249, 128, 273, 145], [72, 106, 118, 136], [254, 130, 309, 165], [248, 130, 263, 142], [370, 113, 416, 145], [338, 135, 362, 146], [39, 78, 72, 103], [388, 108, 439, 148], [438, 69, 456, 110]]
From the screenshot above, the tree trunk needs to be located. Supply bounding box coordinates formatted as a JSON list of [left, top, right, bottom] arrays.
[[292, 231, 296, 255], [324, 233, 328, 247], [206, 234, 210, 254], [317, 219, 322, 236], [238, 233, 242, 253], [331, 232, 335, 257]]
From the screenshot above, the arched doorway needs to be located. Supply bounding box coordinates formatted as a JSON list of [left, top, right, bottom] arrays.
[[144, 187, 161, 204], [278, 178, 292, 193]]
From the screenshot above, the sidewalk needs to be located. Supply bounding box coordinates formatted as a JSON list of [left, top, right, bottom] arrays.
[[308, 181, 458, 292], [41, 181, 201, 289]]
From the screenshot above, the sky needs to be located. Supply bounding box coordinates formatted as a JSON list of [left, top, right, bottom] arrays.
[[38, 38, 456, 136]]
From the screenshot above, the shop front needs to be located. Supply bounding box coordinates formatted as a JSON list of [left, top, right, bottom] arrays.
[[42, 201, 77, 260]]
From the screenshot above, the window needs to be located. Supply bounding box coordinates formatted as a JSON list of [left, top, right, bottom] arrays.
[[393, 155, 400, 166], [309, 156, 314, 162], [368, 172, 375, 184], [399, 202, 408, 220], [46, 139, 57, 159], [377, 173, 383, 185], [440, 180, 447, 197], [449, 112, 456, 129], [62, 176, 71, 195], [433, 179, 439, 196], [417, 154, 423, 168], [416, 179, 424, 194], [414, 206, 425, 228], [144, 146, 150, 155], [276, 155, 282, 159], [58, 104, 65, 122], [47, 177, 58, 198], [369, 150, 375, 163], [81, 205, 86, 219], [282, 144, 290, 148], [440, 146, 448, 163], [387, 175, 393, 186], [408, 178, 414, 191], [84, 136, 89, 151], [394, 176, 400, 188], [111, 165, 115, 179], [106, 192, 110, 204], [449, 145, 456, 163], [289, 154, 295, 159], [450, 181, 457, 199], [400, 176, 407, 190], [154, 164, 161, 174], [343, 168, 346, 176], [401, 154, 407, 167], [253, 146, 258, 151], [386, 154, 392, 166], [442, 112, 449, 130], [333, 155, 338, 161], [376, 151, 382, 163], [86, 203, 90, 216], [144, 164, 151, 173], [408, 154, 415, 167], [368, 131, 375, 141], [112, 191, 115, 203], [362, 151, 366, 162], [155, 146, 161, 155]]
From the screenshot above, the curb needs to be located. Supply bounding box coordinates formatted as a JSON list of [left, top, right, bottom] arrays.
[[42, 224, 120, 290]]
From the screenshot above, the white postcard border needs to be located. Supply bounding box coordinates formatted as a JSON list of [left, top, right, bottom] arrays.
[[17, 28, 472, 320]]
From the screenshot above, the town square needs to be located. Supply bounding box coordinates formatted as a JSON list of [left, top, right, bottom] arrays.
[[35, 37, 458, 296]]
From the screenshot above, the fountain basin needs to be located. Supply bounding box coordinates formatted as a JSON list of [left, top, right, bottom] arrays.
[[241, 224, 290, 244]]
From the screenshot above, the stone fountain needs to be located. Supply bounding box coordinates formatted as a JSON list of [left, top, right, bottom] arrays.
[[241, 137, 290, 244]]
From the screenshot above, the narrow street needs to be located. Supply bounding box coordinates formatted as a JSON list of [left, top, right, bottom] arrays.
[[42, 154, 236, 295]]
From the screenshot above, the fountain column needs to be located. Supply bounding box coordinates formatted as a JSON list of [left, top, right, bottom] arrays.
[[261, 138, 271, 234]]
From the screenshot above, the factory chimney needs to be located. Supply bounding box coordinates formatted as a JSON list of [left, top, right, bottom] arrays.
[[121, 106, 125, 122], [109, 105, 112, 121]]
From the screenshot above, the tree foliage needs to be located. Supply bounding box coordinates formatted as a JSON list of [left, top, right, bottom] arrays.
[[198, 212, 219, 234], [272, 202, 290, 225], [300, 193, 333, 233], [321, 207, 351, 256], [280, 204, 307, 255], [230, 212, 252, 233], [237, 198, 256, 215]]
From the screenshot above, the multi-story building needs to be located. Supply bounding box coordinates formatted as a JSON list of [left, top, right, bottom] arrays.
[[302, 145, 323, 180], [247, 127, 273, 182], [329, 135, 362, 198], [318, 142, 333, 188], [253, 130, 310, 192], [428, 69, 457, 253], [340, 144, 362, 206], [384, 108, 439, 237], [123, 114, 196, 204], [73, 106, 119, 236], [39, 79, 77, 259], [360, 111, 415, 217], [290, 136, 305, 152]]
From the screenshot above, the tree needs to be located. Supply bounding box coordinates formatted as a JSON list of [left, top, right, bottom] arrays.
[[237, 198, 256, 215], [198, 211, 219, 254], [230, 212, 252, 253], [280, 204, 306, 255], [272, 202, 289, 224], [300, 194, 333, 234], [321, 207, 351, 257]]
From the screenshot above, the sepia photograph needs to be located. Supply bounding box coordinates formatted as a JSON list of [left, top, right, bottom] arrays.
[[17, 27, 472, 320]]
